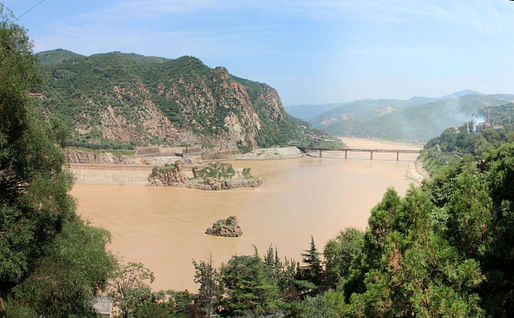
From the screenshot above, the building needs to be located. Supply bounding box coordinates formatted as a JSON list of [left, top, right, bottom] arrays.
[[475, 108, 503, 133], [91, 296, 113, 317]]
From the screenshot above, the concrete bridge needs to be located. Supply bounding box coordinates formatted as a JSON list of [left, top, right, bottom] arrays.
[[301, 147, 421, 160]]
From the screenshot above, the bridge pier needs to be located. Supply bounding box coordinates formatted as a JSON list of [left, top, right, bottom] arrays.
[[370, 150, 373, 160], [396, 151, 399, 161], [319, 149, 322, 158], [345, 150, 348, 159]]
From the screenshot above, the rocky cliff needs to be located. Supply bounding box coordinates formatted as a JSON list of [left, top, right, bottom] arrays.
[[36, 50, 310, 151], [65, 149, 143, 165]]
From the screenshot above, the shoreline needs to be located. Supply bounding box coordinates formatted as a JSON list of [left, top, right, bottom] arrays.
[[69, 137, 429, 186]]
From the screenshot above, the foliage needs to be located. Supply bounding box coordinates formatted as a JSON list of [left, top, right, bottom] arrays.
[[109, 262, 155, 318], [295, 295, 338, 318], [323, 228, 364, 291], [421, 120, 514, 174], [219, 254, 282, 317], [345, 186, 484, 317], [192, 257, 222, 317], [149, 164, 177, 178], [294, 236, 323, 297], [242, 167, 253, 179], [196, 162, 235, 181], [0, 7, 116, 317], [263, 246, 298, 295], [7, 220, 116, 317]]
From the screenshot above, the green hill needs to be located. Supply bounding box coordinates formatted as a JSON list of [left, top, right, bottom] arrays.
[[34, 50, 332, 150], [36, 48, 84, 66], [311, 93, 514, 142]]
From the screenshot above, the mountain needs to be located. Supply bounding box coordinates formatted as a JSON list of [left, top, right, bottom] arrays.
[[310, 92, 514, 142], [442, 89, 482, 99], [35, 50, 325, 150], [37, 49, 84, 66], [284, 103, 347, 121]]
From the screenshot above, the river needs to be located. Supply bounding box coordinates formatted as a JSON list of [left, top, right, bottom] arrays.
[[70, 138, 421, 291]]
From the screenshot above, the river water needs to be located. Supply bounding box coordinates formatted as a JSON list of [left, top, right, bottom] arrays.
[[70, 139, 421, 291]]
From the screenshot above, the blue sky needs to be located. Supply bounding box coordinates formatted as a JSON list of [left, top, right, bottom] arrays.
[[5, 0, 514, 105]]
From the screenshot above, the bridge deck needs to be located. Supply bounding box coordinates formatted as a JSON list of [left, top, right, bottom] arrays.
[[307, 148, 421, 154]]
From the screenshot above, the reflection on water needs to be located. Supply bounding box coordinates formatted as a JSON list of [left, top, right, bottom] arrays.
[[71, 152, 419, 291]]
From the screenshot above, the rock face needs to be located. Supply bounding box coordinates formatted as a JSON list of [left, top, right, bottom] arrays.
[[147, 161, 188, 186], [205, 216, 243, 237], [37, 51, 300, 151], [65, 149, 143, 165]]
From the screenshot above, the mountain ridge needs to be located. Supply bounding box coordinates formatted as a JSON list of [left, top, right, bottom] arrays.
[[35, 49, 329, 151], [302, 92, 514, 142]]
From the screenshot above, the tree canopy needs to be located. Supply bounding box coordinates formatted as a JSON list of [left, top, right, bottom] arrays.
[[0, 5, 116, 316]]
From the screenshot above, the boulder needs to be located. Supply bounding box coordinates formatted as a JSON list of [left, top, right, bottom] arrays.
[[205, 216, 242, 237]]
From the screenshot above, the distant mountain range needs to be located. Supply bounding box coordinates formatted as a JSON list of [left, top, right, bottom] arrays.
[[286, 91, 514, 142]]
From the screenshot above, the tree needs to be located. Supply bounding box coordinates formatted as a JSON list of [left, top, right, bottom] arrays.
[[6, 220, 116, 317], [295, 236, 323, 296], [109, 262, 155, 318], [1, 5, 115, 316], [479, 143, 514, 316], [323, 228, 364, 291], [193, 256, 222, 317], [219, 254, 281, 317], [296, 295, 337, 318], [263, 246, 297, 295], [348, 187, 484, 317]]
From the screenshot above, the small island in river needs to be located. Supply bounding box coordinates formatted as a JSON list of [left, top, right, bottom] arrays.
[[205, 216, 243, 237], [147, 161, 262, 190]]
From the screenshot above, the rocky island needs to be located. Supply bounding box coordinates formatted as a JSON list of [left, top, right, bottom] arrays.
[[147, 161, 262, 190], [205, 216, 243, 237]]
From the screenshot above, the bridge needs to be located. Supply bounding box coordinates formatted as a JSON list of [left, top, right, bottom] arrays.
[[300, 147, 421, 160]]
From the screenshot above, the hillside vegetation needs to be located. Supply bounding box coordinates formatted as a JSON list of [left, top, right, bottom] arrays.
[[310, 92, 514, 142], [421, 103, 514, 174], [35, 49, 333, 151]]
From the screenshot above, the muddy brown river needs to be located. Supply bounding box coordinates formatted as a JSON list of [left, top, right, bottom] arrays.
[[70, 139, 421, 291]]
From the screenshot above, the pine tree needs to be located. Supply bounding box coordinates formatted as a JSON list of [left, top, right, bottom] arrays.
[[193, 255, 221, 317], [296, 236, 323, 296]]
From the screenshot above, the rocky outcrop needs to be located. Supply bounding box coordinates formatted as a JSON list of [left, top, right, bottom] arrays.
[[147, 162, 262, 190], [146, 161, 188, 186], [65, 149, 143, 165], [205, 216, 243, 237]]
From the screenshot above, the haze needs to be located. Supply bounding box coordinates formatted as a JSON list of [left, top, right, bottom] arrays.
[[6, 0, 514, 104]]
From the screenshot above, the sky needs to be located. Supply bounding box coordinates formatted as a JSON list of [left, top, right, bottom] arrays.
[[4, 0, 514, 105]]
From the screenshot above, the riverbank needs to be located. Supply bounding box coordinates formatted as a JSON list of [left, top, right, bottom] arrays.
[[68, 138, 428, 186], [339, 137, 427, 185]]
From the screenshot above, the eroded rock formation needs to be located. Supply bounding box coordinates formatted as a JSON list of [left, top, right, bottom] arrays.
[[205, 216, 243, 237]]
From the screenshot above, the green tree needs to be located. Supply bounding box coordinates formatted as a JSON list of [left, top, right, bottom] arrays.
[[348, 187, 484, 317], [1, 5, 115, 316], [6, 220, 116, 317], [109, 262, 155, 318], [323, 228, 363, 291], [263, 246, 297, 295], [479, 143, 514, 316], [296, 295, 337, 318], [219, 254, 281, 317], [193, 256, 222, 317], [296, 236, 323, 296]]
